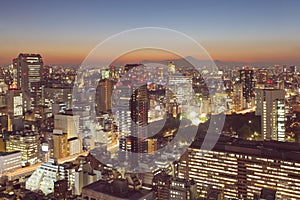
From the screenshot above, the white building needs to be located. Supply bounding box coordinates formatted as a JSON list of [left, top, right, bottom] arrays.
[[54, 114, 80, 139], [114, 85, 132, 137], [255, 88, 285, 141], [0, 151, 22, 175], [168, 74, 193, 110], [6, 89, 23, 117], [26, 158, 75, 195], [68, 137, 82, 155], [74, 161, 98, 195]]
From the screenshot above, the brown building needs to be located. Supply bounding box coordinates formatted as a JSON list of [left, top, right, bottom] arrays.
[[52, 131, 69, 159], [95, 79, 113, 115], [54, 179, 68, 200]]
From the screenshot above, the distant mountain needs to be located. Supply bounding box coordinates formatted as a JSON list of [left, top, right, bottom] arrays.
[[143, 56, 300, 69], [2, 56, 297, 69]]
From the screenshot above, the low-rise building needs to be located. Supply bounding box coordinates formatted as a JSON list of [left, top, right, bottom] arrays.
[[82, 179, 154, 200]]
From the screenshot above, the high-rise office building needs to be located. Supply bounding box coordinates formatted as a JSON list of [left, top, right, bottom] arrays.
[[54, 113, 80, 139], [255, 88, 285, 141], [95, 79, 113, 114], [167, 74, 193, 112], [14, 53, 43, 111], [232, 82, 243, 111], [176, 136, 300, 199], [114, 83, 149, 167], [114, 85, 132, 136], [130, 84, 149, 138], [68, 137, 82, 156], [116, 84, 149, 155], [52, 130, 69, 159], [238, 68, 255, 107], [0, 151, 22, 175], [5, 130, 39, 166], [6, 89, 23, 117]]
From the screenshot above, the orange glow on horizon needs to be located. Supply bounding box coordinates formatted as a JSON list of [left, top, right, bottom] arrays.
[[1, 42, 300, 66], [110, 49, 182, 65]]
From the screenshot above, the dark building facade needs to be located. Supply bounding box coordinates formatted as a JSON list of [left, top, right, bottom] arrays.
[[239, 68, 255, 103], [95, 79, 114, 114]]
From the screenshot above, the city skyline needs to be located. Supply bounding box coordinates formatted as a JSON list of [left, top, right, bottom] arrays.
[[1, 50, 300, 199], [1, 2, 300, 199], [1, 0, 300, 65]]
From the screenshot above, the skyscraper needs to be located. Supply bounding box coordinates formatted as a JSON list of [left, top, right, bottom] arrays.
[[95, 79, 113, 114], [115, 84, 149, 144], [130, 84, 149, 139], [116, 83, 149, 167], [14, 53, 43, 111], [54, 113, 80, 139], [52, 130, 69, 159], [6, 89, 23, 117], [238, 68, 255, 107], [256, 88, 285, 141], [115, 85, 132, 136], [232, 82, 243, 111]]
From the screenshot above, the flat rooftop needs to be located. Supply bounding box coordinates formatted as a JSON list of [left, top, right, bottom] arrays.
[[82, 180, 152, 200], [191, 134, 300, 162], [0, 151, 21, 156]]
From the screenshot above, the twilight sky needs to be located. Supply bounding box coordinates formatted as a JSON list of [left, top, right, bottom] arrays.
[[0, 0, 300, 65]]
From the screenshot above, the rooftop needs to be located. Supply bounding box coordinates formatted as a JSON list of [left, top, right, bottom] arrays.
[[82, 179, 152, 200], [0, 151, 21, 157], [191, 134, 300, 162]]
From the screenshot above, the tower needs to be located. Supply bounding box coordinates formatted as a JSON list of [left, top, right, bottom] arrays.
[[233, 82, 243, 112], [14, 53, 43, 111], [130, 84, 149, 139], [256, 88, 285, 141], [54, 113, 80, 139], [52, 130, 69, 159], [238, 67, 255, 108], [95, 79, 113, 114]]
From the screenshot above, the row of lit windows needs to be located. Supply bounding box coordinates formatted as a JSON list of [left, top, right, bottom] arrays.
[[177, 148, 300, 199]]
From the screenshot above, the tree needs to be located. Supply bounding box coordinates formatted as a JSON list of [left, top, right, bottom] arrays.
[[237, 124, 252, 139]]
